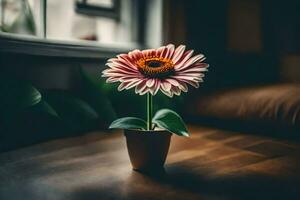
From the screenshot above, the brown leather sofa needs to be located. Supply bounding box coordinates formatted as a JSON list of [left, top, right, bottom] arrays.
[[186, 84, 300, 138]]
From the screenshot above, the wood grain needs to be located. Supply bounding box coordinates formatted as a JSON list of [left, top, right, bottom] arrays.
[[0, 125, 300, 200]]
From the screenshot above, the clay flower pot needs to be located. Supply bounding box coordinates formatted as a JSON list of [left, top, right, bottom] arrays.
[[124, 129, 172, 171]]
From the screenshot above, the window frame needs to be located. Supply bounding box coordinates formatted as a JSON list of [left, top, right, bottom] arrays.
[[0, 0, 163, 59], [75, 0, 120, 19], [0, 31, 143, 59]]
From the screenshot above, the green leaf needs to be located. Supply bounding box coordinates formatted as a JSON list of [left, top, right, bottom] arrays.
[[79, 68, 117, 124], [31, 100, 59, 118], [0, 77, 41, 116], [42, 90, 99, 132], [109, 117, 147, 130], [152, 109, 189, 137]]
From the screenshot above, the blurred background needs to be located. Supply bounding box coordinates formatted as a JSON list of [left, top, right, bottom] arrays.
[[0, 0, 300, 151]]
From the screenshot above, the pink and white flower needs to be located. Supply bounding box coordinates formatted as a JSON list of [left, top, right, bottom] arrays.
[[102, 44, 209, 97]]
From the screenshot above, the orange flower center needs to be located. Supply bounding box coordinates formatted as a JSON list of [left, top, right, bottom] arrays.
[[136, 57, 174, 78]]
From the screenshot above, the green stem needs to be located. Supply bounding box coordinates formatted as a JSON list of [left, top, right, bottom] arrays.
[[147, 93, 153, 130]]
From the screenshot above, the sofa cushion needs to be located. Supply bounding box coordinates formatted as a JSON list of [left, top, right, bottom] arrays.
[[188, 84, 300, 131]]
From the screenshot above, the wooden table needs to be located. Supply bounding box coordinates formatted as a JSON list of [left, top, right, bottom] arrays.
[[1, 125, 300, 200]]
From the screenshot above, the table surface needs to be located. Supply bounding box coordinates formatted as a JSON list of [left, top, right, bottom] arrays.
[[1, 125, 300, 200]]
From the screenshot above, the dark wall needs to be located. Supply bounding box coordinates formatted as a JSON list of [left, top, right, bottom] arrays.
[[181, 0, 300, 91], [185, 0, 228, 56], [262, 0, 300, 54], [0, 53, 103, 90]]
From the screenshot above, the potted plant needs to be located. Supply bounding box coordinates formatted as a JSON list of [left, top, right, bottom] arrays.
[[102, 44, 209, 171]]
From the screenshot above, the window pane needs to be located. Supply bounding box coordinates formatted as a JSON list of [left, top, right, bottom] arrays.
[[0, 0, 40, 36], [86, 0, 114, 8], [47, 0, 137, 45]]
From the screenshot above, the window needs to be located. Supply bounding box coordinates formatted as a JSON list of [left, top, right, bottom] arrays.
[[75, 0, 120, 19], [0, 0, 161, 47], [0, 0, 38, 36], [47, 0, 136, 45]]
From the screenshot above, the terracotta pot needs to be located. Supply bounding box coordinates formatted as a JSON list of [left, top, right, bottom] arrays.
[[124, 129, 172, 171]]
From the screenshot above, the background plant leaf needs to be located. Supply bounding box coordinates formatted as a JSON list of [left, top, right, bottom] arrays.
[[30, 100, 59, 117], [152, 108, 189, 137], [109, 117, 147, 130], [42, 89, 99, 133], [79, 68, 117, 125], [0, 76, 42, 117]]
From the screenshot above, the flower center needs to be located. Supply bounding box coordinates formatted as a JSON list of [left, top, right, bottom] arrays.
[[136, 57, 174, 78], [147, 60, 162, 68]]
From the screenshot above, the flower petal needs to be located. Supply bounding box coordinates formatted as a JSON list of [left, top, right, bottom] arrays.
[[176, 73, 205, 78], [178, 81, 188, 92], [160, 46, 169, 58], [129, 49, 143, 61], [172, 45, 186, 64], [180, 79, 200, 88], [165, 44, 175, 59], [160, 87, 173, 98], [135, 80, 147, 94], [125, 79, 144, 90], [146, 78, 155, 87], [165, 78, 180, 87], [118, 82, 130, 91], [156, 46, 166, 57], [161, 81, 172, 92], [106, 77, 119, 83], [170, 85, 181, 96], [177, 54, 205, 71], [177, 64, 208, 73], [174, 50, 194, 69], [139, 87, 150, 95], [151, 79, 161, 95]]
